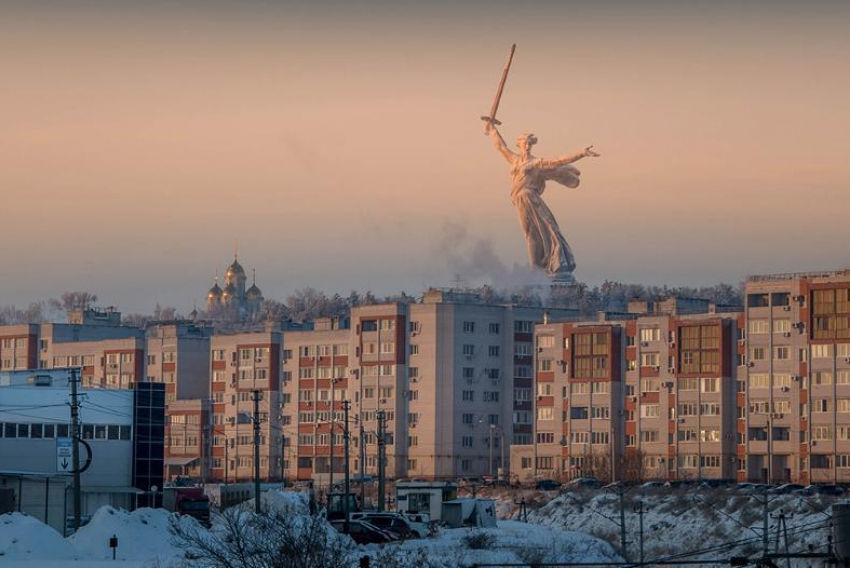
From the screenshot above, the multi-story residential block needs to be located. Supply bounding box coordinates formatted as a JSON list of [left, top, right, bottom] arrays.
[[512, 299, 742, 483], [281, 289, 577, 483], [165, 398, 210, 479], [145, 322, 212, 405], [742, 269, 850, 484], [208, 327, 284, 483]]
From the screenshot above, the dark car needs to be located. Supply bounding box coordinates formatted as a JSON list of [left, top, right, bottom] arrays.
[[770, 483, 805, 494], [330, 520, 397, 545], [808, 484, 846, 496], [535, 479, 562, 491], [566, 477, 600, 490], [350, 513, 415, 539]]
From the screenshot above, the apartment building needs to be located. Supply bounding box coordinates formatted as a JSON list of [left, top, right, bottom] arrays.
[[281, 289, 577, 483], [145, 322, 212, 404], [0, 308, 138, 372], [209, 327, 284, 483], [165, 398, 210, 479], [512, 299, 741, 483], [742, 269, 850, 484]]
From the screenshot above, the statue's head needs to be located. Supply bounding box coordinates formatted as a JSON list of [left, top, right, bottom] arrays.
[[516, 133, 538, 152]]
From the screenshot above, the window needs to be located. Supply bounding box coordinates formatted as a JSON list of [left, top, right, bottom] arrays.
[[680, 325, 720, 373], [700, 403, 720, 416], [591, 406, 609, 419], [812, 288, 850, 340], [813, 371, 833, 386], [463, 344, 475, 356], [538, 359, 553, 372], [462, 413, 474, 425], [640, 353, 660, 367], [749, 347, 766, 361], [463, 321, 475, 333], [537, 335, 555, 348], [592, 431, 609, 445], [680, 377, 699, 390], [537, 407, 554, 420], [640, 405, 660, 418], [678, 455, 699, 468], [639, 327, 660, 342], [484, 391, 499, 402], [749, 319, 770, 334], [701, 455, 721, 468], [515, 343, 532, 356], [700, 429, 721, 442], [380, 342, 395, 354], [812, 344, 833, 358], [570, 406, 588, 419], [488, 345, 500, 357], [773, 319, 791, 334], [409, 344, 419, 356], [570, 431, 589, 444], [774, 346, 790, 361], [514, 321, 533, 333], [462, 436, 474, 448], [701, 378, 719, 393], [573, 332, 608, 379], [640, 430, 659, 443], [489, 323, 500, 334], [462, 368, 475, 379]]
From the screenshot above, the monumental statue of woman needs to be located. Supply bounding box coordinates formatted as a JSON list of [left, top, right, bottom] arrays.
[[485, 121, 600, 282]]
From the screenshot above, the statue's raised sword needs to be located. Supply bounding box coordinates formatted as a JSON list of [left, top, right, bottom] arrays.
[[481, 43, 516, 134]]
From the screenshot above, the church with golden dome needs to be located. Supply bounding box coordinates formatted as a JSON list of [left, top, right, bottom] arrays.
[[206, 255, 264, 314]]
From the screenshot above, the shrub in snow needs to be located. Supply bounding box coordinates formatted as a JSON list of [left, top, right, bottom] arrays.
[[462, 530, 496, 550], [171, 506, 354, 568]]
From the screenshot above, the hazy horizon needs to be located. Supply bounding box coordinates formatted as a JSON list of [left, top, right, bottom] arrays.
[[2, 1, 849, 313]]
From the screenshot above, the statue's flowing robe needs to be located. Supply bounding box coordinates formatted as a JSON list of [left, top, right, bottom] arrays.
[[509, 157, 581, 276]]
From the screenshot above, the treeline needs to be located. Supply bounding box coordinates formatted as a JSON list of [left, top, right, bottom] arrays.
[[0, 282, 742, 329]]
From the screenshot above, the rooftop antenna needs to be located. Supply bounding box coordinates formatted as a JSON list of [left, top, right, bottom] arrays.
[[253, 268, 257, 285], [451, 273, 466, 290]]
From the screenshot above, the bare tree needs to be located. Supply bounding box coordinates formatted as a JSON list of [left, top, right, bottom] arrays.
[[48, 291, 98, 313], [171, 507, 353, 568], [619, 448, 648, 485]]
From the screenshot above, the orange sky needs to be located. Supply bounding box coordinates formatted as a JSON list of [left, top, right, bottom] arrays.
[[1, 1, 849, 312]]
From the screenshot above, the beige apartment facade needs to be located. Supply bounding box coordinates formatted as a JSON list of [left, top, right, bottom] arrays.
[[281, 290, 577, 484], [742, 269, 850, 484], [512, 300, 742, 483], [209, 328, 284, 483]]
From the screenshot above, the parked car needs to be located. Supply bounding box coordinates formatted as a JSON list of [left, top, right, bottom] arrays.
[[349, 513, 415, 539], [399, 512, 431, 538], [663, 480, 697, 489], [565, 477, 600, 490], [805, 484, 846, 496], [535, 479, 562, 491], [770, 483, 805, 494], [641, 481, 665, 490], [330, 520, 397, 544]]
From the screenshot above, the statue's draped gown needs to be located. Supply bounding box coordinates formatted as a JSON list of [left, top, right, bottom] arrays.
[[508, 155, 581, 277]]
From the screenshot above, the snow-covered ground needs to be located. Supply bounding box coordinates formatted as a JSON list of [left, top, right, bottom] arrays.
[[496, 487, 842, 565], [0, 489, 621, 568], [0, 506, 191, 567]]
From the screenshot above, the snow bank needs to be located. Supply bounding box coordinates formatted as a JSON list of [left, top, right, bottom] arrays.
[[0, 513, 77, 560], [68, 506, 193, 563]]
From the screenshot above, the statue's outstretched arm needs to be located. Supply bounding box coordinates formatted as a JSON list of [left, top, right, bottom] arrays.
[[487, 124, 517, 163], [543, 146, 601, 167]]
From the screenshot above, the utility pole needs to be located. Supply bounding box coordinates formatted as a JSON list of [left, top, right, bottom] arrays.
[[618, 487, 627, 563], [343, 400, 351, 533], [762, 493, 769, 560], [489, 425, 495, 478], [634, 500, 645, 566], [69, 368, 82, 531], [377, 410, 386, 511], [252, 389, 262, 514], [359, 424, 366, 504]]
